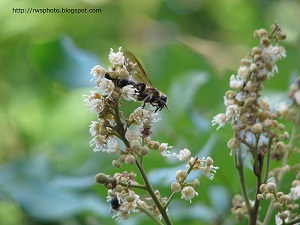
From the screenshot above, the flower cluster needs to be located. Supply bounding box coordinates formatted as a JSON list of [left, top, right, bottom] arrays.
[[86, 47, 218, 223], [231, 194, 255, 222], [212, 23, 288, 161], [258, 182, 300, 224], [171, 148, 218, 203]]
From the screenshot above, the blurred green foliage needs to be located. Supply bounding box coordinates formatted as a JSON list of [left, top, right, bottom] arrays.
[[1, 0, 300, 224]]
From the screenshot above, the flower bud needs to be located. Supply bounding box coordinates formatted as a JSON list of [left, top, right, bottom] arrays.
[[266, 193, 274, 200], [261, 37, 270, 47], [227, 138, 240, 151], [112, 160, 121, 168], [125, 155, 135, 165], [95, 173, 110, 184], [131, 140, 140, 152], [193, 179, 200, 188], [171, 182, 181, 192], [251, 124, 263, 135], [176, 170, 188, 182], [140, 146, 149, 155], [206, 157, 213, 166], [119, 154, 126, 162], [260, 184, 266, 193], [273, 202, 282, 211], [266, 182, 276, 192], [257, 194, 264, 201], [278, 211, 288, 220], [126, 195, 136, 202]]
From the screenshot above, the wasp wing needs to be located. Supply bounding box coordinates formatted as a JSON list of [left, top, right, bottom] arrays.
[[124, 50, 153, 87]]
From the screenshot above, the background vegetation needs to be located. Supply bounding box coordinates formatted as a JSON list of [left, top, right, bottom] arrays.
[[1, 0, 300, 224]]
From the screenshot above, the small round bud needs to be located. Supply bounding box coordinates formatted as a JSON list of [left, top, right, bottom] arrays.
[[258, 29, 268, 37], [282, 131, 289, 140], [140, 146, 149, 155], [206, 157, 213, 166], [253, 30, 260, 38], [266, 182, 276, 192], [266, 193, 274, 200], [126, 195, 136, 202], [278, 123, 285, 131], [131, 140, 140, 152], [119, 154, 126, 162], [176, 170, 188, 182], [125, 155, 135, 165], [171, 182, 181, 192], [257, 194, 264, 201], [261, 37, 270, 47], [250, 63, 257, 72], [251, 124, 263, 135], [273, 202, 283, 211], [95, 173, 110, 184], [279, 33, 287, 40], [112, 160, 121, 168], [260, 184, 266, 193], [252, 46, 261, 54], [193, 179, 200, 188], [227, 138, 240, 151], [279, 195, 290, 204], [115, 184, 125, 193], [277, 192, 284, 198], [292, 180, 300, 187], [225, 90, 236, 99], [278, 211, 288, 220]]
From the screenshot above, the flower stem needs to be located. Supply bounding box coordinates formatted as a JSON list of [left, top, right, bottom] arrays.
[[135, 159, 173, 225]]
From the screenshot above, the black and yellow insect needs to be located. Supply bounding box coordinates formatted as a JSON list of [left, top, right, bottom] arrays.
[[123, 50, 169, 113]]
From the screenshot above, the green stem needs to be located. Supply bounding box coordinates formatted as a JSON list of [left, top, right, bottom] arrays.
[[135, 159, 173, 225], [136, 205, 164, 225], [234, 150, 252, 210], [164, 192, 177, 210]]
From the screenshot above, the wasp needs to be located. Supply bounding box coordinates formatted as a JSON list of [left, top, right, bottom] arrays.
[[123, 50, 169, 113]]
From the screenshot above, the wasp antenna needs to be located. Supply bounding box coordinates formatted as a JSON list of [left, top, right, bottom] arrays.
[[164, 104, 170, 113]]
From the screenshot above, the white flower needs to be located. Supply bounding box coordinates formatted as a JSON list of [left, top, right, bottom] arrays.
[[109, 47, 125, 67], [83, 92, 105, 113], [203, 165, 219, 180], [98, 78, 115, 97], [90, 135, 107, 152], [89, 121, 101, 136], [90, 98, 105, 113], [173, 148, 191, 161], [121, 85, 137, 101], [106, 139, 119, 154], [235, 92, 247, 102], [290, 184, 300, 200], [262, 45, 286, 62], [143, 110, 160, 126], [226, 104, 239, 122], [125, 129, 140, 143], [211, 113, 227, 130], [237, 66, 250, 79], [181, 186, 198, 203], [230, 75, 244, 90], [158, 143, 172, 157], [129, 107, 149, 125], [90, 65, 106, 84]]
